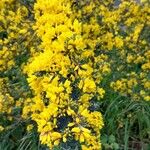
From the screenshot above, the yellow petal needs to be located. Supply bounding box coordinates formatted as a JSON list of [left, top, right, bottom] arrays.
[[71, 127, 80, 133], [68, 122, 75, 127], [80, 134, 85, 143], [63, 136, 67, 142], [82, 127, 91, 133], [54, 140, 60, 146]]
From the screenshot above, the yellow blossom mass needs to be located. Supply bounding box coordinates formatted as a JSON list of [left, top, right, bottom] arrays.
[[0, 0, 150, 150]]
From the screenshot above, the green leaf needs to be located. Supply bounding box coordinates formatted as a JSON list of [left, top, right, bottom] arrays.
[[109, 135, 116, 143]]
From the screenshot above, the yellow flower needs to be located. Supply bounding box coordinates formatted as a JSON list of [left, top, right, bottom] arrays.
[[115, 36, 124, 48], [51, 132, 62, 141], [27, 124, 34, 132], [97, 88, 105, 99], [80, 133, 85, 142], [83, 78, 96, 93], [0, 126, 4, 132], [71, 127, 81, 133], [144, 96, 150, 101]]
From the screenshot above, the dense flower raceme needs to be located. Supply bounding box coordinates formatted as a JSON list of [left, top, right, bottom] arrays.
[[0, 0, 36, 71], [0, 0, 150, 149], [22, 0, 108, 149], [0, 0, 35, 138]]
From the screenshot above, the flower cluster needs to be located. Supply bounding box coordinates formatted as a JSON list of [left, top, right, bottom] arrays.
[[0, 0, 34, 71], [22, 0, 108, 149], [103, 0, 150, 101], [0, 0, 34, 135]]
